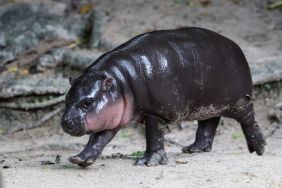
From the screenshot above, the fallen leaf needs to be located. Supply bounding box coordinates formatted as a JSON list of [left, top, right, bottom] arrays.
[[199, 0, 212, 7], [67, 39, 83, 49], [8, 67, 18, 73], [79, 3, 95, 14], [20, 69, 29, 76], [268, 0, 282, 10]]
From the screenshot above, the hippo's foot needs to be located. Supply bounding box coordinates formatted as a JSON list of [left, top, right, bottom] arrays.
[[182, 142, 212, 153], [68, 129, 120, 167], [234, 103, 266, 156], [135, 149, 168, 166], [244, 126, 266, 156], [182, 117, 220, 154], [68, 154, 97, 167]]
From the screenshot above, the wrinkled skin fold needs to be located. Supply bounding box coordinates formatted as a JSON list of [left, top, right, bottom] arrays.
[[61, 27, 266, 167]]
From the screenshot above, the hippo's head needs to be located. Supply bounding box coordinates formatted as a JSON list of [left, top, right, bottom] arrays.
[[61, 71, 125, 136]]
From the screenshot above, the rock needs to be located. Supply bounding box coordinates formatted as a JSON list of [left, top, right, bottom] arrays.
[[62, 49, 104, 70], [29, 48, 67, 73], [0, 76, 68, 133], [0, 33, 6, 47], [55, 155, 61, 164], [0, 77, 69, 98], [29, 46, 104, 73], [0, 4, 105, 133], [88, 9, 108, 49], [0, 3, 91, 66], [0, 95, 65, 110], [0, 103, 64, 135], [268, 102, 282, 123], [250, 56, 282, 86]]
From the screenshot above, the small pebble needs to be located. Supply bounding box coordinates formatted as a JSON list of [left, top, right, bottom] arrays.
[[41, 161, 55, 165], [155, 171, 164, 180], [175, 160, 188, 164], [55, 154, 61, 164]]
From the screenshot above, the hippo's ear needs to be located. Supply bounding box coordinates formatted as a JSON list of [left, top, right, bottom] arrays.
[[103, 77, 113, 91], [69, 77, 76, 85]]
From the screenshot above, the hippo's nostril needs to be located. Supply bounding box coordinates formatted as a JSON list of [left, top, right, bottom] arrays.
[[61, 117, 86, 137]]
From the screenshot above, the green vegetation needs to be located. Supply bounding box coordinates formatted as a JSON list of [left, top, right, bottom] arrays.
[[268, 0, 282, 10], [128, 151, 145, 159], [232, 132, 244, 140]]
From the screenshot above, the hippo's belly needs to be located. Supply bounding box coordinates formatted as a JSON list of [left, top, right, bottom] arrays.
[[151, 101, 231, 122]]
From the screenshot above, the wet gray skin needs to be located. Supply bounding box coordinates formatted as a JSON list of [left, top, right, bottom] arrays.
[[61, 27, 266, 167]]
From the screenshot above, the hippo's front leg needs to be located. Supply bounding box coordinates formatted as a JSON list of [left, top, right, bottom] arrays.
[[135, 115, 168, 166], [69, 128, 120, 167]]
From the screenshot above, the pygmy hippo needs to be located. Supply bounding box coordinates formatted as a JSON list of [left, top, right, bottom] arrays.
[[61, 27, 266, 167]]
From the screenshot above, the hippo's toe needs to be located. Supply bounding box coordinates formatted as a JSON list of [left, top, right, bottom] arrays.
[[68, 156, 95, 167], [245, 130, 266, 156], [135, 149, 168, 166], [182, 143, 212, 154]]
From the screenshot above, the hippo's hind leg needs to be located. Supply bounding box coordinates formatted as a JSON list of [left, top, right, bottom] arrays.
[[135, 114, 168, 166], [233, 102, 266, 155], [182, 117, 220, 153]]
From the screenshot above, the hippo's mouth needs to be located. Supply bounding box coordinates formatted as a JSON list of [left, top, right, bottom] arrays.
[[62, 121, 87, 137], [61, 113, 88, 137]]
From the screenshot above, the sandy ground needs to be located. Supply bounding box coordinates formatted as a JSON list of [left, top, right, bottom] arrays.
[[1, 0, 282, 187], [1, 92, 282, 188]]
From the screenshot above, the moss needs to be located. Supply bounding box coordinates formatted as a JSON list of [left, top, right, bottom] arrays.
[[232, 132, 244, 140]]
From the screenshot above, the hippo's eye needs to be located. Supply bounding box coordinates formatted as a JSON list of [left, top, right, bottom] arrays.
[[79, 98, 93, 110]]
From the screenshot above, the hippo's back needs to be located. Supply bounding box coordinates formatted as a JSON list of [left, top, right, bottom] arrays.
[[100, 27, 253, 120]]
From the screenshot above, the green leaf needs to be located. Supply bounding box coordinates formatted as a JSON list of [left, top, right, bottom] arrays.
[[268, 0, 282, 10], [128, 151, 145, 159]]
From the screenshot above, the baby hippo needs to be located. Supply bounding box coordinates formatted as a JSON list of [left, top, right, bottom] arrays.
[[61, 27, 266, 167]]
